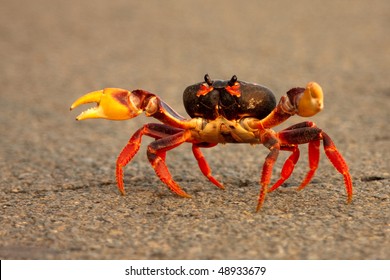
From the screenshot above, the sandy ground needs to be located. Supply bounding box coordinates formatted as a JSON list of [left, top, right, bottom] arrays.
[[0, 0, 389, 259]]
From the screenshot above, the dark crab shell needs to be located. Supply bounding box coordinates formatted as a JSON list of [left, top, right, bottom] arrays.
[[183, 77, 276, 120]]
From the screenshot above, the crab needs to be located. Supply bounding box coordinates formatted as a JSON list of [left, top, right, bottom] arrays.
[[70, 74, 353, 211]]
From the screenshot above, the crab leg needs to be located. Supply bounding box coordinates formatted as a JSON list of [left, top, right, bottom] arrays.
[[276, 122, 353, 203], [147, 130, 193, 198], [268, 141, 320, 193], [297, 139, 321, 190], [268, 145, 300, 192], [268, 121, 319, 192], [116, 123, 221, 195], [192, 144, 224, 189], [322, 132, 353, 203], [257, 133, 280, 211], [116, 123, 184, 195]]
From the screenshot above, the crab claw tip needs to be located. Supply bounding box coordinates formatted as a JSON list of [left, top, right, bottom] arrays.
[[70, 90, 105, 120], [70, 88, 142, 121]]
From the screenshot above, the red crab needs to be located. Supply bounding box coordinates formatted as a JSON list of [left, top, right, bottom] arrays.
[[70, 74, 353, 211]]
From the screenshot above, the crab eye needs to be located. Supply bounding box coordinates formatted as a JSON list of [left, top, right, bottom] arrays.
[[228, 75, 238, 87], [204, 74, 213, 86], [226, 75, 241, 97]]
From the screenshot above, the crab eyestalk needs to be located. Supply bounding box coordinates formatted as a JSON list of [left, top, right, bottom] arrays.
[[70, 88, 143, 120]]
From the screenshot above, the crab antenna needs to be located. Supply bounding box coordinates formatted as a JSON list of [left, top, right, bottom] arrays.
[[204, 74, 213, 86], [228, 75, 238, 86]]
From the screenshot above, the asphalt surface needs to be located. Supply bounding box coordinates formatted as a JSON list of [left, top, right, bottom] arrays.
[[0, 0, 389, 259]]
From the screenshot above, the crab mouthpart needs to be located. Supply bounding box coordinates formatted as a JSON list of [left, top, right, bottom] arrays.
[[297, 82, 324, 117], [70, 88, 143, 120]]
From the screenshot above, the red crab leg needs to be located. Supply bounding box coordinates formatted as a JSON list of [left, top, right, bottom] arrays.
[[267, 121, 317, 193], [322, 132, 353, 203], [269, 121, 320, 192], [297, 139, 321, 190], [192, 144, 224, 189], [268, 145, 300, 192], [257, 133, 280, 211], [147, 130, 193, 198], [115, 123, 222, 195], [116, 123, 184, 195], [277, 122, 353, 203]]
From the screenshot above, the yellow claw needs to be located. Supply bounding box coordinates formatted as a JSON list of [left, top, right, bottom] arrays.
[[70, 88, 143, 121], [297, 82, 324, 117]]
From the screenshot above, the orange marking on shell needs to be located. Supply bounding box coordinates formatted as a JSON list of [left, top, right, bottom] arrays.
[[196, 84, 213, 96], [226, 83, 241, 97]]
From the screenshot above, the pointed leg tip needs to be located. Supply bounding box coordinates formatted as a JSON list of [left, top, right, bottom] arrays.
[[255, 197, 266, 212], [171, 185, 191, 198], [206, 176, 224, 190], [256, 187, 268, 213], [255, 203, 263, 212], [177, 192, 191, 199], [181, 191, 192, 198], [215, 182, 225, 190], [167, 183, 191, 198]]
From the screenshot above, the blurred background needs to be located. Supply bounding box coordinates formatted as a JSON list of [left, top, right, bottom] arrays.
[[0, 0, 389, 259]]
